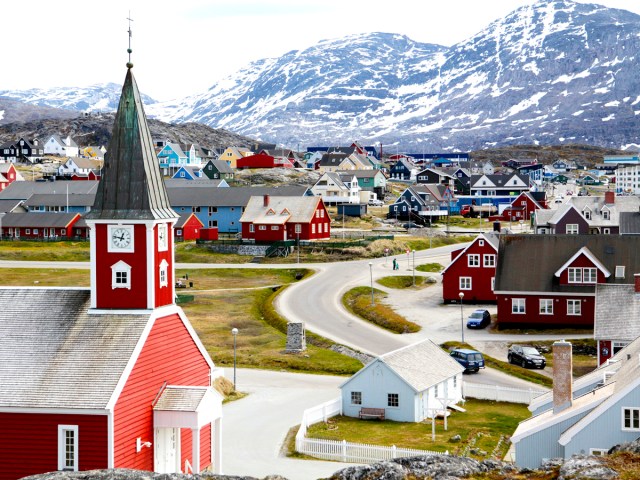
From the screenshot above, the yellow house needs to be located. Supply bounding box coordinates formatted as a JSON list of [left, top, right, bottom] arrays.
[[81, 145, 107, 160], [219, 146, 252, 168]]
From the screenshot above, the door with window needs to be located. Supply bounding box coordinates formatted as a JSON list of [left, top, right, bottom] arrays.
[[155, 427, 179, 473]]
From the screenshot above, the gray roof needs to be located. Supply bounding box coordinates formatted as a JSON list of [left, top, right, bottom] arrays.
[[567, 195, 640, 228], [206, 159, 233, 174], [154, 386, 208, 412], [0, 212, 79, 228], [379, 340, 464, 392], [0, 288, 150, 409], [619, 212, 640, 234], [87, 68, 177, 221], [495, 235, 640, 293], [24, 193, 96, 208], [63, 157, 103, 171], [594, 284, 640, 340], [319, 153, 349, 166], [240, 196, 322, 224], [167, 185, 308, 207], [0, 180, 99, 201], [336, 169, 383, 179], [161, 178, 227, 189], [0, 199, 24, 213]]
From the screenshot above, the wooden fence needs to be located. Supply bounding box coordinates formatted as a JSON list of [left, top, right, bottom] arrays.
[[295, 398, 445, 463]]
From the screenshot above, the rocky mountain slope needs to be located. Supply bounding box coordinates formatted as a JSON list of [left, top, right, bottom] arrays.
[[0, 97, 78, 125], [0, 114, 255, 150], [3, 0, 640, 152]]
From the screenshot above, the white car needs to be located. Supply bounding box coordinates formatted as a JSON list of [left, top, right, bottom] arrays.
[[368, 199, 384, 206]]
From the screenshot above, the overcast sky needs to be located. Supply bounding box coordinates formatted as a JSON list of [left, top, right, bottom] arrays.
[[4, 0, 640, 101]]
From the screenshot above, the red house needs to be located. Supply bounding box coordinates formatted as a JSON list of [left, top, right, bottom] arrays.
[[239, 195, 330, 242], [236, 152, 293, 169], [175, 212, 204, 241], [0, 212, 81, 239], [0, 163, 19, 191], [496, 191, 546, 222], [0, 67, 223, 479], [441, 233, 499, 304], [495, 235, 640, 328]]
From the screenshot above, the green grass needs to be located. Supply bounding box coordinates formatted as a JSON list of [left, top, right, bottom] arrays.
[[416, 263, 443, 273], [442, 341, 553, 388], [342, 286, 420, 334], [0, 268, 90, 286], [0, 240, 90, 261], [304, 399, 529, 459], [405, 235, 475, 251], [376, 275, 430, 289]]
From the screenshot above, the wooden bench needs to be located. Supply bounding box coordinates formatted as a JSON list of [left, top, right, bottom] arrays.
[[359, 407, 385, 420]]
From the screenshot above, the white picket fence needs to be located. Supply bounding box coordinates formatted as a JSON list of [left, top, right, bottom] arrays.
[[463, 382, 546, 404], [295, 397, 446, 463]]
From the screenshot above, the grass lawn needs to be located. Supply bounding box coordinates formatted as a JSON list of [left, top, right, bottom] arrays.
[[305, 399, 529, 460], [416, 263, 443, 273], [0, 240, 90, 261], [376, 275, 431, 289], [342, 286, 420, 334], [0, 268, 90, 286]]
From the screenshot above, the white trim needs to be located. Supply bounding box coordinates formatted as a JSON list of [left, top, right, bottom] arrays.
[[111, 260, 132, 290], [621, 406, 640, 431], [107, 225, 135, 253], [494, 290, 595, 297], [90, 226, 97, 308], [159, 259, 169, 288], [147, 224, 155, 309], [108, 410, 114, 468], [553, 246, 611, 278], [0, 407, 108, 415], [441, 234, 497, 275], [58, 424, 79, 471]]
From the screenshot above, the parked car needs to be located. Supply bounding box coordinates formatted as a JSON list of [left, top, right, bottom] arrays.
[[450, 348, 485, 373], [368, 199, 384, 206], [402, 222, 422, 229], [466, 309, 491, 329], [508, 344, 546, 369]]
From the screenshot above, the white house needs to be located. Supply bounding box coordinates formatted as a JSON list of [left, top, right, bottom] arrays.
[[311, 172, 361, 204], [57, 157, 103, 177], [44, 135, 79, 157], [511, 338, 640, 468], [340, 340, 464, 423]]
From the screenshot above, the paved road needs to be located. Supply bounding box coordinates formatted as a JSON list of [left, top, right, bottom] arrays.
[[221, 368, 352, 480]]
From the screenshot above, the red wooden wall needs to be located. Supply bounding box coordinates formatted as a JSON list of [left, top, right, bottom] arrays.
[[442, 237, 497, 303], [113, 312, 211, 471]]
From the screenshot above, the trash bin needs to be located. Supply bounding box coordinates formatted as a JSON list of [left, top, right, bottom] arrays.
[[189, 281, 193, 288]]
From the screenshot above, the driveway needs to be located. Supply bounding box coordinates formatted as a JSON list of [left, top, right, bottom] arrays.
[[221, 368, 352, 480]]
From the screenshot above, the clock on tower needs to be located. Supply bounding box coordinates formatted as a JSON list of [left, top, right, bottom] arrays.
[[84, 66, 178, 311]]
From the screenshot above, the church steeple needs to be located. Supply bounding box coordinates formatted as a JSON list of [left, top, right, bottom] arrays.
[[86, 68, 176, 221]]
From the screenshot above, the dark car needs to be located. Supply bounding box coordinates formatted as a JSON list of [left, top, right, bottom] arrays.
[[508, 344, 546, 369], [466, 309, 491, 329], [450, 348, 485, 373], [402, 222, 422, 229]]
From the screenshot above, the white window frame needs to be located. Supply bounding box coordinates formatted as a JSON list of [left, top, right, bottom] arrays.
[[566, 224, 579, 234], [567, 299, 582, 316], [259, 225, 266, 230], [249, 224, 255, 233], [584, 268, 597, 283], [459, 277, 471, 290], [295, 224, 301, 234], [351, 391, 362, 405], [483, 254, 495, 267], [568, 268, 582, 283], [468, 254, 480, 267], [159, 259, 168, 288], [58, 425, 79, 471], [387, 393, 399, 408], [512, 298, 525, 314], [589, 448, 608, 456], [271, 225, 279, 230], [539, 299, 553, 315], [111, 261, 132, 290], [623, 407, 640, 431]]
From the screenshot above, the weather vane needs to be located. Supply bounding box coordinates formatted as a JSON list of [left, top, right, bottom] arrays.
[[126, 12, 134, 69]]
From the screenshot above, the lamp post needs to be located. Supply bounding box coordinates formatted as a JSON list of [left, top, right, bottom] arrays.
[[231, 327, 238, 390], [459, 292, 465, 344], [369, 262, 374, 306]]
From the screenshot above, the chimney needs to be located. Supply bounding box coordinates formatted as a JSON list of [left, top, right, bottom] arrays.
[[263, 194, 270, 207], [605, 191, 615, 205], [553, 340, 573, 414], [635, 274, 640, 293]]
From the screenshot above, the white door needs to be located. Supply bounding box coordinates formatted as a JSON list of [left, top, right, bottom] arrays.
[[155, 428, 179, 473]]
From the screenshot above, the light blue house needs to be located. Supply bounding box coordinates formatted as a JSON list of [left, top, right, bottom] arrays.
[[340, 340, 464, 423], [512, 337, 640, 468], [158, 142, 188, 175]]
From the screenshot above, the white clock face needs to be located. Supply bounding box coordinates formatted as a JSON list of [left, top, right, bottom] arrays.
[[110, 226, 133, 250]]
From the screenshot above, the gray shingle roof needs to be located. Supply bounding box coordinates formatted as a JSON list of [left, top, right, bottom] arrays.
[[166, 185, 309, 207], [0, 288, 150, 409], [380, 339, 464, 392], [24, 193, 96, 208], [495, 235, 640, 293], [619, 212, 640, 234], [240, 196, 322, 224], [0, 180, 99, 200], [0, 212, 79, 228], [594, 284, 640, 340], [154, 386, 208, 411]]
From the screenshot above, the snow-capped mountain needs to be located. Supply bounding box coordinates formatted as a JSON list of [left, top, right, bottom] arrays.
[[3, 0, 640, 151], [0, 83, 156, 113]]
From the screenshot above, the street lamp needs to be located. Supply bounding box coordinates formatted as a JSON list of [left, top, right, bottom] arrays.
[[459, 292, 465, 344], [369, 262, 375, 306], [231, 327, 239, 390]]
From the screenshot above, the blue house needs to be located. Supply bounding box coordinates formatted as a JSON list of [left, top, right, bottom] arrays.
[[172, 166, 203, 180], [388, 185, 449, 223], [511, 338, 640, 468], [340, 340, 463, 423], [389, 159, 415, 180], [157, 142, 188, 175]]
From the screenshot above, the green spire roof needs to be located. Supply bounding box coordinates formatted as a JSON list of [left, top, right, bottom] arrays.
[[87, 68, 177, 220]]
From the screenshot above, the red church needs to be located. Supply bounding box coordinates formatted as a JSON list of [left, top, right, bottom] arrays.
[[0, 66, 223, 479]]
